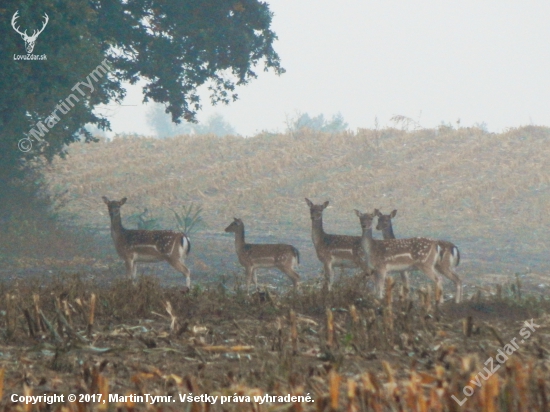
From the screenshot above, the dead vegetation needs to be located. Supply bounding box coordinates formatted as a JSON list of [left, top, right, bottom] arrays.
[[2, 125, 550, 410], [2, 273, 550, 410], [39, 126, 550, 274]]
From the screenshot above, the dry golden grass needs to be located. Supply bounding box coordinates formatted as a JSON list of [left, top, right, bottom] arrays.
[[40, 125, 550, 274], [4, 126, 550, 410]]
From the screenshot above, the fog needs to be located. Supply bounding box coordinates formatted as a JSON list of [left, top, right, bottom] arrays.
[[101, 1, 550, 136]]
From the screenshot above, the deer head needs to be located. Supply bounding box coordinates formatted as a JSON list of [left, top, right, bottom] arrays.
[[374, 209, 397, 231], [12, 10, 49, 54]]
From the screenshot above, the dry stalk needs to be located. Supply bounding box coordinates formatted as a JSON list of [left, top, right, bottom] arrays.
[[346, 378, 357, 412], [54, 296, 64, 337], [22, 308, 36, 339], [365, 308, 376, 349], [434, 281, 442, 307], [274, 316, 283, 352], [201, 345, 254, 353], [487, 323, 506, 347], [87, 293, 96, 337], [62, 298, 73, 326], [326, 308, 334, 350], [384, 277, 394, 345], [164, 300, 177, 333], [39, 310, 63, 344], [54, 307, 88, 344], [463, 316, 474, 338], [33, 293, 44, 332], [5, 294, 15, 338], [97, 374, 109, 411], [515, 273, 523, 300], [329, 370, 341, 411], [290, 309, 298, 355]]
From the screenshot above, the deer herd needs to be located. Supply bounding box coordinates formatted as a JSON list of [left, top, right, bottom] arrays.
[[102, 196, 463, 303]]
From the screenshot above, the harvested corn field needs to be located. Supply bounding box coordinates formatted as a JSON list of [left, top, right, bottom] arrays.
[[1, 272, 550, 411], [2, 126, 550, 411]]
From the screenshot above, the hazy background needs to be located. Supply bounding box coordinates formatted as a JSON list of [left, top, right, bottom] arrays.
[[98, 1, 550, 137]]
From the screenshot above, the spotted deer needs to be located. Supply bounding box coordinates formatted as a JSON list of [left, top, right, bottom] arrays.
[[305, 199, 371, 290], [102, 197, 191, 288], [375, 209, 462, 303], [224, 218, 300, 293], [355, 209, 445, 302]]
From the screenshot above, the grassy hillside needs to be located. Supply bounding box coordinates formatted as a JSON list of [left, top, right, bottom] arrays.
[[41, 126, 550, 276]]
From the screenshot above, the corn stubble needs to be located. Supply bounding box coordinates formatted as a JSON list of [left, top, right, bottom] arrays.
[[0, 273, 549, 411]]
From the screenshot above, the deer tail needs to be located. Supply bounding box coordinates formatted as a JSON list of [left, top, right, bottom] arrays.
[[452, 245, 460, 266], [182, 234, 191, 255], [292, 246, 300, 265]]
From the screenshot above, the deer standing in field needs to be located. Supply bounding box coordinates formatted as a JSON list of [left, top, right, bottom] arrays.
[[102, 197, 191, 289], [305, 199, 371, 290], [224, 218, 300, 294], [374, 209, 462, 303], [355, 209, 445, 302]]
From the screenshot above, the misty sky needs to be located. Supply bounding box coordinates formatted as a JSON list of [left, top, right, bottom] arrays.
[[99, 1, 550, 137]]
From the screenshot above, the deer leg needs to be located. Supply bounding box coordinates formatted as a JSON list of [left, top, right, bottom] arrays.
[[353, 254, 371, 277], [420, 264, 444, 304], [323, 261, 334, 291], [252, 268, 259, 291], [169, 259, 191, 289], [375, 268, 386, 299], [401, 271, 410, 291], [125, 258, 137, 281], [435, 261, 462, 303], [245, 267, 254, 295], [277, 264, 300, 289]]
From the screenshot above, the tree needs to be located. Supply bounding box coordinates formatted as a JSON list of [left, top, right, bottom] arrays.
[[147, 103, 194, 138], [286, 112, 349, 134], [146, 105, 236, 138], [0, 0, 283, 207], [194, 113, 236, 136]]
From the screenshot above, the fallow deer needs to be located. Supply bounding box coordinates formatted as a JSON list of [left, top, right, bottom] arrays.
[[355, 209, 444, 302], [375, 209, 462, 303], [305, 199, 371, 290], [102, 197, 191, 288], [224, 218, 300, 294]]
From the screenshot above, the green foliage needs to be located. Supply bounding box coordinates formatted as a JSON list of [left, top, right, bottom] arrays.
[[0, 0, 283, 211], [171, 204, 206, 235], [285, 112, 348, 134], [126, 208, 161, 230]]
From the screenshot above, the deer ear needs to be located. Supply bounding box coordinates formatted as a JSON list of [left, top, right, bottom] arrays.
[[374, 209, 381, 217], [102, 196, 109, 204], [390, 210, 397, 218], [305, 198, 313, 207], [120, 197, 127, 205], [354, 209, 362, 217], [322, 201, 329, 209]]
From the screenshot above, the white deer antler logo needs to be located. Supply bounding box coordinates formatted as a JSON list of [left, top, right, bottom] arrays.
[[11, 10, 49, 54]]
